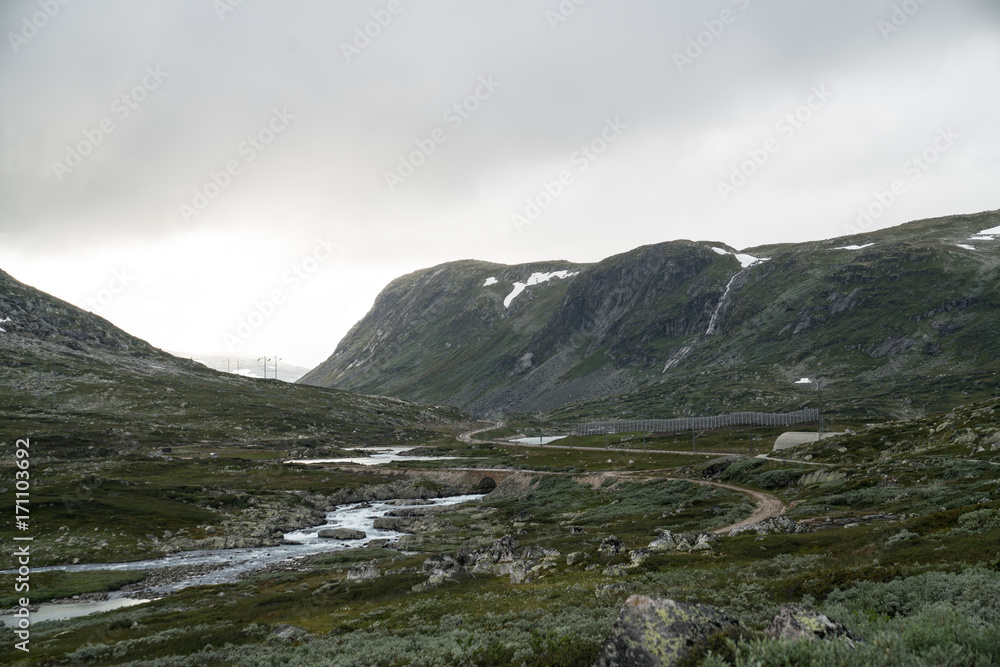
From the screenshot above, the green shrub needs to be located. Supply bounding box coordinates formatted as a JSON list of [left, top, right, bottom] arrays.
[[885, 528, 919, 546], [824, 564, 1000, 622], [728, 604, 1000, 666], [953, 508, 1000, 535], [718, 457, 766, 483], [754, 468, 808, 489]]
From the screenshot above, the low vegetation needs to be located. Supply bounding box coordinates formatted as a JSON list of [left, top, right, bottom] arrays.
[[2, 398, 998, 665]]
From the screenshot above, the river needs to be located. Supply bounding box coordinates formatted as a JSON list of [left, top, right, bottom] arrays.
[[285, 446, 459, 466], [0, 493, 483, 626]]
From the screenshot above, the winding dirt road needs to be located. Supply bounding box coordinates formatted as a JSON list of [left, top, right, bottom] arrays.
[[457, 425, 788, 535]]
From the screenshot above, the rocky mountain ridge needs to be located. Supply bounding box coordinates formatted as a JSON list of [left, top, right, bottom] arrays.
[[301, 210, 1000, 421]]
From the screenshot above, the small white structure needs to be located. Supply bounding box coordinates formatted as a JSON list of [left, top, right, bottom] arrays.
[[773, 432, 840, 452]]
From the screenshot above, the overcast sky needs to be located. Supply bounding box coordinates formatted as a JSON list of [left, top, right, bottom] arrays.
[[1, 0, 998, 369]]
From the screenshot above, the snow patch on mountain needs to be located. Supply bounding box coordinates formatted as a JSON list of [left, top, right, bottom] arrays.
[[835, 243, 875, 250], [955, 244, 977, 251], [711, 247, 768, 268], [483, 277, 498, 287], [0, 317, 10, 333], [969, 226, 999, 242], [504, 271, 578, 308]]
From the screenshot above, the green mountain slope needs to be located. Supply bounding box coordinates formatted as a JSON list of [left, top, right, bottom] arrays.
[[0, 268, 465, 457], [301, 210, 1000, 421]]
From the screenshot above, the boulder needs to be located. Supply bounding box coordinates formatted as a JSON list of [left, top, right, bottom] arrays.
[[766, 605, 861, 642], [648, 531, 677, 551], [649, 531, 718, 552], [628, 549, 650, 567], [566, 551, 586, 566], [454, 547, 481, 568], [598, 535, 625, 557], [372, 516, 416, 531], [365, 538, 391, 548], [481, 534, 520, 562], [729, 515, 809, 537], [595, 596, 742, 667], [346, 564, 380, 581], [466, 535, 520, 576], [520, 545, 560, 560], [691, 535, 714, 551], [412, 573, 450, 593], [317, 528, 366, 540], [411, 567, 472, 593], [268, 624, 312, 644], [422, 553, 459, 575], [510, 560, 534, 585]]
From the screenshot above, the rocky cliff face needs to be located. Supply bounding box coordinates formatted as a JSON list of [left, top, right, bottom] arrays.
[[299, 241, 748, 415], [301, 210, 1000, 420]]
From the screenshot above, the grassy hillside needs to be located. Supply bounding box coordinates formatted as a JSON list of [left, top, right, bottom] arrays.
[[0, 267, 468, 459]]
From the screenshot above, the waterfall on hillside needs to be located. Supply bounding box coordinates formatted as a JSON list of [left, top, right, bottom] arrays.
[[662, 269, 745, 373], [705, 270, 745, 335], [662, 345, 694, 372]]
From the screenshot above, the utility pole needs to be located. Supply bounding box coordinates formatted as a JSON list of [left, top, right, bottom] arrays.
[[273, 356, 282, 381], [692, 429, 706, 454], [817, 377, 824, 434], [258, 356, 272, 379]]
